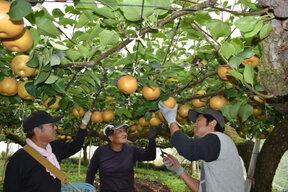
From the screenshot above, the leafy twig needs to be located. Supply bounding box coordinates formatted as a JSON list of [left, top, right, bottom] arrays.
[[172, 71, 217, 95]]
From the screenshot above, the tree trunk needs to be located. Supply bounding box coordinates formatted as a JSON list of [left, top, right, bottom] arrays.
[[254, 116, 288, 192], [82, 143, 89, 166]]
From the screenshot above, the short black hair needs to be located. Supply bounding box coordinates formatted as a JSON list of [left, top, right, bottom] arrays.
[[197, 113, 224, 132]]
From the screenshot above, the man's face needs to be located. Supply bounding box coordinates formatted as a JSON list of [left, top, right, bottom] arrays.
[[37, 123, 58, 143], [109, 127, 128, 144], [193, 114, 214, 138]]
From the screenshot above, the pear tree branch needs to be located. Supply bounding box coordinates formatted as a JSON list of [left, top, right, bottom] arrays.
[[58, 0, 216, 68]]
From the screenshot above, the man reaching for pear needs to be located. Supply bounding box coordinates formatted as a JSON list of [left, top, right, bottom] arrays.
[[158, 100, 244, 192]]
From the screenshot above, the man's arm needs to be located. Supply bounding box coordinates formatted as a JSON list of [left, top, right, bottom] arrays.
[[170, 131, 220, 162], [169, 122, 181, 136], [53, 111, 92, 160], [134, 137, 156, 161], [179, 172, 200, 192], [3, 154, 22, 192], [85, 150, 99, 185], [163, 154, 199, 192]]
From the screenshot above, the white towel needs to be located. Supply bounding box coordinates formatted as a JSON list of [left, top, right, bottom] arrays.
[[26, 138, 61, 179]]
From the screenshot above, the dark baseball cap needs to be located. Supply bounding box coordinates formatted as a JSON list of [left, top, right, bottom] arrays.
[[23, 111, 63, 133], [103, 122, 129, 136], [188, 108, 225, 130]]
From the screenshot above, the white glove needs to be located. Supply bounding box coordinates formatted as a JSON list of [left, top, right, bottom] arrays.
[[82, 111, 92, 125], [163, 154, 184, 176], [158, 101, 178, 126]]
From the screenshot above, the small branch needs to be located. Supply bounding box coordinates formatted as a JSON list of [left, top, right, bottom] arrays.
[[179, 0, 198, 4], [177, 89, 225, 103], [243, 82, 275, 99], [65, 70, 80, 91], [162, 20, 181, 65], [212, 7, 270, 16], [190, 22, 220, 46], [191, 22, 229, 64], [172, 71, 217, 95], [57, 27, 77, 45]]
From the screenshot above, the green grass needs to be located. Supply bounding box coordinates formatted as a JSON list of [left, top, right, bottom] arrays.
[[135, 167, 190, 192]]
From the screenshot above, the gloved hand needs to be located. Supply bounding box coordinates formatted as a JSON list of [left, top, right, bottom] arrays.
[[158, 101, 178, 126], [163, 154, 184, 176], [149, 125, 162, 138], [82, 110, 92, 125]]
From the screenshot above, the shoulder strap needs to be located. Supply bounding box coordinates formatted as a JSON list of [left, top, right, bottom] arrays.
[[23, 145, 69, 184]]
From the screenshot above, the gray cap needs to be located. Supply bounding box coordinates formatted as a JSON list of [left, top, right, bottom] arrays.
[[188, 108, 225, 130], [103, 122, 129, 136]]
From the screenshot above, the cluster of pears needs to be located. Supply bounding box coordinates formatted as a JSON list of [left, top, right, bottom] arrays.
[[0, 1, 34, 52], [0, 1, 36, 99]]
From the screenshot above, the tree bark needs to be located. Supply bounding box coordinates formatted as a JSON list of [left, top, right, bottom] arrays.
[[254, 116, 288, 192]]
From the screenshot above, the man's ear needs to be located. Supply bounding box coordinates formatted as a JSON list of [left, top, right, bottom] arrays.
[[108, 135, 113, 142], [209, 120, 217, 129], [34, 127, 42, 136]]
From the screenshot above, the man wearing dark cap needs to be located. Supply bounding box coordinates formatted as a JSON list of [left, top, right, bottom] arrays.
[[158, 101, 244, 192], [85, 122, 161, 192], [3, 110, 92, 192]]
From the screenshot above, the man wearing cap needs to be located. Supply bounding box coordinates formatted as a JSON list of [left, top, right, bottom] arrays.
[[85, 122, 160, 192], [3, 110, 92, 192], [158, 101, 244, 192]]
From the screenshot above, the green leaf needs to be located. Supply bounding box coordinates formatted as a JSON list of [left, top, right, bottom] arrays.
[[237, 47, 255, 59], [244, 20, 263, 38], [116, 108, 132, 118], [244, 63, 254, 86], [34, 71, 50, 85], [222, 104, 234, 120], [238, 103, 253, 121], [229, 56, 243, 69], [45, 73, 59, 84], [74, 0, 97, 10], [9, 0, 32, 20], [145, 112, 153, 121], [121, 0, 154, 22], [228, 69, 243, 81], [75, 13, 90, 28], [29, 27, 40, 49], [235, 16, 258, 33], [153, 0, 170, 16], [259, 23, 273, 40], [94, 7, 116, 19], [59, 18, 77, 26], [220, 42, 235, 59], [59, 97, 70, 110], [239, 0, 260, 10], [27, 53, 39, 68], [205, 19, 231, 39], [49, 41, 70, 51], [50, 55, 61, 66], [222, 101, 242, 121], [87, 70, 101, 86], [25, 82, 36, 97], [36, 17, 61, 37], [88, 24, 103, 42], [230, 38, 244, 55], [191, 11, 212, 25], [52, 8, 65, 18], [77, 45, 90, 58], [52, 79, 66, 94], [65, 50, 81, 61], [99, 30, 120, 46]]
